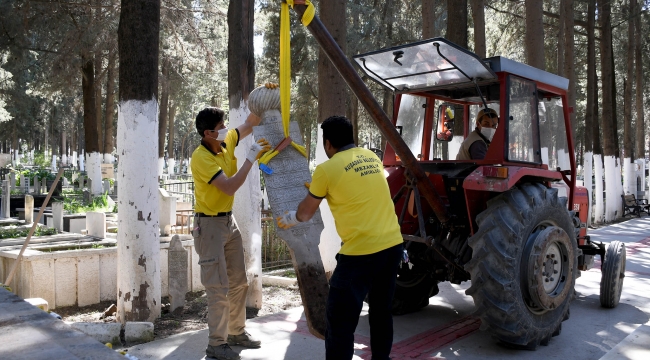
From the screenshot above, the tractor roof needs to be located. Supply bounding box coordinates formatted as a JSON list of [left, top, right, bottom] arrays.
[[354, 37, 568, 94]]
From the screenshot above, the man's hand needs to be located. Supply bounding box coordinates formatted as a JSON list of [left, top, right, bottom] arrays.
[[246, 138, 271, 164], [304, 182, 310, 189], [277, 210, 300, 229], [264, 82, 279, 89]]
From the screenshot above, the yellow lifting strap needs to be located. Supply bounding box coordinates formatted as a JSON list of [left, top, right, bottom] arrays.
[[259, 0, 314, 169]]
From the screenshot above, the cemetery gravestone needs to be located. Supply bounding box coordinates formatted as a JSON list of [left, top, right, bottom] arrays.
[[24, 195, 34, 223], [52, 202, 64, 232], [86, 212, 106, 238], [1, 180, 9, 218], [168, 235, 188, 312]]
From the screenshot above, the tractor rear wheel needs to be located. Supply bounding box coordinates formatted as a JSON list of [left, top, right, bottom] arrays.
[[464, 183, 577, 349], [600, 240, 626, 308]]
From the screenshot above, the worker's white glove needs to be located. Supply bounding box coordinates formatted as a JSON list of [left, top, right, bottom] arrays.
[[277, 210, 300, 229], [247, 138, 270, 164]]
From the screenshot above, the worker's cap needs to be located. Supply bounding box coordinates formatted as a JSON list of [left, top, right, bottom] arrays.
[[475, 108, 498, 123]]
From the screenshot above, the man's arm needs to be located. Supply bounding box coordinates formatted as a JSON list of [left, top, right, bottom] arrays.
[[210, 160, 254, 196], [237, 112, 262, 140], [296, 194, 322, 222]]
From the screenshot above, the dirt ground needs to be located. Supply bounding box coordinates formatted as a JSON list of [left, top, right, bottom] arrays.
[[56, 285, 302, 341]]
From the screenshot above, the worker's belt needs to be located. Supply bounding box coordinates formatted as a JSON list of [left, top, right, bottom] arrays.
[[195, 212, 232, 217]]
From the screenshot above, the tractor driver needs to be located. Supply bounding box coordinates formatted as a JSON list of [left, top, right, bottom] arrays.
[[456, 107, 499, 160]]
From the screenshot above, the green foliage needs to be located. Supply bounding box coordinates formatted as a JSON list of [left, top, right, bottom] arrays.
[[0, 226, 58, 239], [63, 192, 114, 214]]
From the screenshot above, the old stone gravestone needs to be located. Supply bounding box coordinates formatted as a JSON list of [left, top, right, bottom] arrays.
[[168, 235, 188, 312], [1, 180, 9, 218], [250, 85, 328, 339], [24, 195, 34, 223]]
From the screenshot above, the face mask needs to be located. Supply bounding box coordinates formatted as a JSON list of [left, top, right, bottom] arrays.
[[214, 128, 228, 141], [480, 127, 496, 142]]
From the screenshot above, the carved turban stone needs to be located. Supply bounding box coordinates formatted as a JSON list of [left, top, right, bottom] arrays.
[[248, 85, 281, 118]]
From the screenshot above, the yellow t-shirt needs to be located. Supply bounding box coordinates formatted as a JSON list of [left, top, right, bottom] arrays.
[[191, 129, 240, 215], [309, 147, 403, 255]]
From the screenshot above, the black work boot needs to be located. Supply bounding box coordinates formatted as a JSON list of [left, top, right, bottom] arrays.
[[227, 331, 262, 348], [206, 344, 241, 360]]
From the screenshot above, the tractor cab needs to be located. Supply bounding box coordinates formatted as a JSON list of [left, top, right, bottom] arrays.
[[354, 38, 586, 237]]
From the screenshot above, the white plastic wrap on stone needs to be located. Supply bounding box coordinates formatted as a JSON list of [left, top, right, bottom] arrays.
[[116, 98, 161, 323]]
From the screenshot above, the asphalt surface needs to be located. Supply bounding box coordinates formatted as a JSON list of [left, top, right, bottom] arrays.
[[124, 216, 650, 359]]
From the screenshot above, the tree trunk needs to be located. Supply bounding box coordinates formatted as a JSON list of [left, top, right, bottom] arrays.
[[82, 55, 102, 194], [317, 0, 348, 276], [622, 0, 634, 196], [167, 100, 176, 159], [104, 49, 116, 164], [557, 0, 566, 76], [422, 0, 439, 39], [95, 51, 104, 157], [584, 0, 596, 225], [116, 0, 161, 323], [599, 0, 617, 222], [470, 0, 486, 58], [562, 0, 576, 136], [525, 0, 545, 70], [227, 0, 262, 310], [158, 57, 170, 177], [633, 0, 645, 198], [318, 0, 347, 123], [447, 0, 467, 159]]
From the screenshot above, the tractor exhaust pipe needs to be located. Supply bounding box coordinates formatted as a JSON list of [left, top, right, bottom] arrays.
[[292, 3, 450, 224]]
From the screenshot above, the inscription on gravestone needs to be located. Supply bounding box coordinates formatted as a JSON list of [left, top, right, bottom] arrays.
[[251, 86, 328, 339], [168, 235, 188, 312]]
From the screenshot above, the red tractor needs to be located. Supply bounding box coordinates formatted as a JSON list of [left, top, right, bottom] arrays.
[[350, 38, 626, 349]]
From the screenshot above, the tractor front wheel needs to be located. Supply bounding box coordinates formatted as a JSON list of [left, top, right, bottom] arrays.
[[464, 183, 577, 349], [392, 243, 439, 315], [600, 240, 626, 308]]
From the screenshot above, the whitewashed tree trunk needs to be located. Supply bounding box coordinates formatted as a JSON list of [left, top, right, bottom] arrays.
[[167, 158, 175, 175], [116, 99, 161, 322], [104, 153, 115, 164], [79, 151, 85, 171], [230, 103, 262, 309], [604, 155, 618, 221], [635, 158, 646, 198], [315, 127, 342, 277], [594, 154, 604, 223], [615, 159, 623, 217], [541, 147, 549, 165], [86, 152, 103, 195], [158, 158, 164, 177], [623, 157, 633, 195], [584, 152, 593, 226]]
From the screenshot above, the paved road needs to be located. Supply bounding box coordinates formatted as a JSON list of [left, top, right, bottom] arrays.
[[128, 216, 650, 359]]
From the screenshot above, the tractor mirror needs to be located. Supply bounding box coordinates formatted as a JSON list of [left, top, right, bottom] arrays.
[[436, 105, 454, 142]]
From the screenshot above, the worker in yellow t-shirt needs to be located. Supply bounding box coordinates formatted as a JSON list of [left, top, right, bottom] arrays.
[[191, 104, 270, 360], [277, 115, 404, 360]]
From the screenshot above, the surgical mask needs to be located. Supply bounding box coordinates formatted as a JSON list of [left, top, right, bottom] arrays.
[[213, 128, 228, 141], [480, 127, 496, 142]]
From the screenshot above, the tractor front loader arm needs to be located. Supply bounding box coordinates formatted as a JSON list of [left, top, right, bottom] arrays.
[[291, 2, 450, 225]]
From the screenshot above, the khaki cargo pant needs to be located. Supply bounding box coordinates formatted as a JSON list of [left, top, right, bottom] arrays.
[[193, 215, 248, 347]]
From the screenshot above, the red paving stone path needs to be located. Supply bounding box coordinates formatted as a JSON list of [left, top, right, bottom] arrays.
[[359, 316, 481, 359]]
